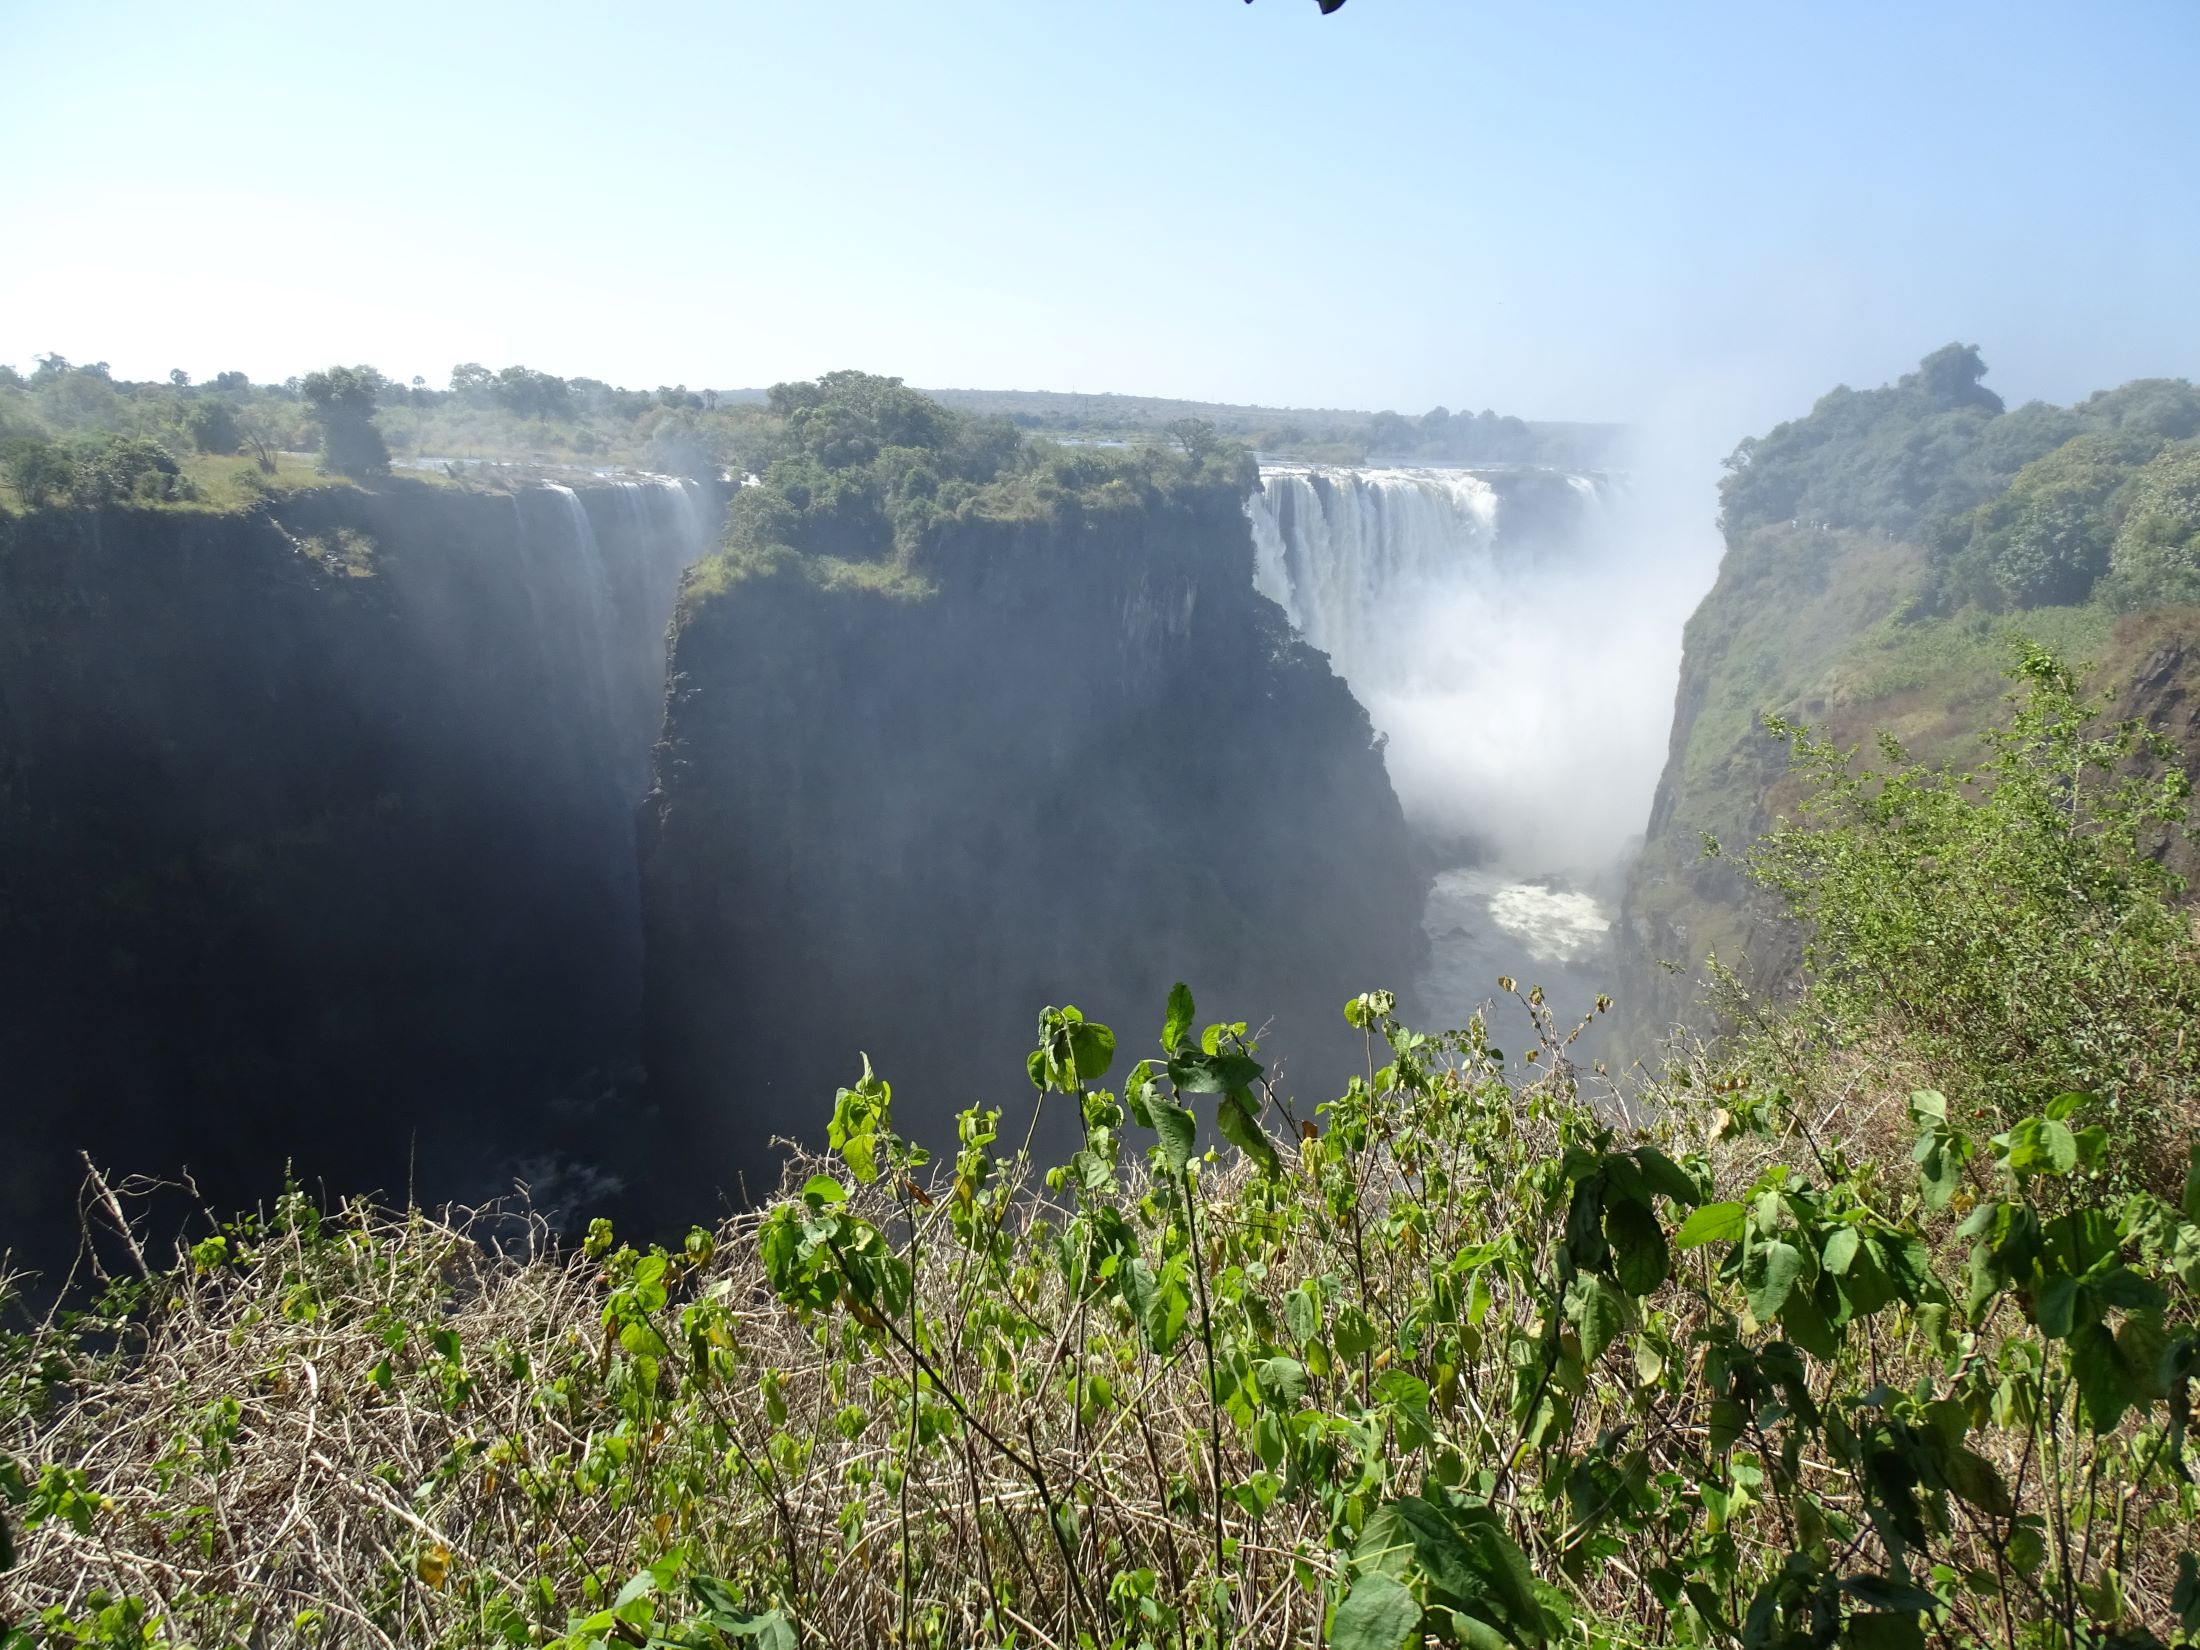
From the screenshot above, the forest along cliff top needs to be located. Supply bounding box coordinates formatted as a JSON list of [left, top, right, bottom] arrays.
[[1619, 347, 2200, 1043]]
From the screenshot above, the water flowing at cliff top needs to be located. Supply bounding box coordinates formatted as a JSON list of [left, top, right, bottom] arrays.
[[1246, 461, 1678, 876]]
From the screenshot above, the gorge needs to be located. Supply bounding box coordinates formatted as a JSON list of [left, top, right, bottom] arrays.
[[14, 351, 2198, 1277]]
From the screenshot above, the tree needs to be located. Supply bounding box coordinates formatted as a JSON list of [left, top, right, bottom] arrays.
[[1366, 409, 1416, 452], [212, 371, 250, 393], [300, 364, 391, 477], [449, 362, 493, 395], [2, 435, 74, 505], [1165, 416, 1219, 459], [2103, 440, 2200, 607], [492, 365, 573, 419], [168, 368, 191, 388], [1902, 342, 2003, 414], [183, 398, 242, 456]]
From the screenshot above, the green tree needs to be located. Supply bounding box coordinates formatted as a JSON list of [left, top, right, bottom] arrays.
[[2103, 439, 2200, 608], [182, 398, 241, 456], [300, 365, 390, 478], [1164, 415, 1220, 459]]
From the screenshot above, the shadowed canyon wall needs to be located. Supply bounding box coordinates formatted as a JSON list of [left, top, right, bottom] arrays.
[[639, 475, 1428, 1200], [0, 479, 713, 1265]]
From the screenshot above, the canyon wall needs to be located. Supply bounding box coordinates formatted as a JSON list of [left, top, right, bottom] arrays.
[[0, 478, 711, 1264], [640, 472, 1427, 1197]]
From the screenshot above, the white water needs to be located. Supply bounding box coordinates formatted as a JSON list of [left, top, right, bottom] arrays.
[[516, 476, 716, 802], [1246, 461, 1652, 1025]]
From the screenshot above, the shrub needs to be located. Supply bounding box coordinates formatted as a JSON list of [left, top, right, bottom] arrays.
[[1743, 643, 2200, 1182]]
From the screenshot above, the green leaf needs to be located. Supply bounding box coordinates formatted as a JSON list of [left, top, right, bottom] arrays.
[[1163, 982, 1196, 1053], [1284, 1282, 1321, 1344], [1939, 1447, 2013, 1518], [2039, 1118, 2078, 1174], [1633, 1146, 1703, 1207], [2183, 1144, 2200, 1224], [1683, 1580, 1732, 1636], [1217, 1092, 1280, 1175], [2035, 1272, 2080, 1340], [1780, 1285, 1840, 1361], [1745, 1238, 1806, 1322], [800, 1175, 846, 1207], [1708, 1397, 1746, 1455], [1167, 1049, 1263, 1095], [1392, 1497, 1549, 1646], [1122, 1059, 1157, 1127], [1565, 1273, 1626, 1365], [1821, 1225, 1862, 1276], [1334, 1304, 1378, 1363], [2071, 1318, 2144, 1433], [1331, 1571, 1422, 1650], [1257, 1356, 1309, 1408], [1150, 1097, 1196, 1174], [1843, 1611, 1926, 1650], [2175, 1551, 2200, 1634], [1067, 1018, 1116, 1081], [1676, 1201, 1746, 1249], [1604, 1197, 1671, 1296], [1352, 1500, 1414, 1579], [1841, 1575, 1942, 1612], [1999, 1115, 2079, 1177]]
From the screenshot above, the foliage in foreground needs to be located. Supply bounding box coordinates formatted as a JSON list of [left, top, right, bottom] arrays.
[[7, 653, 2200, 1649], [6, 991, 2200, 1648]]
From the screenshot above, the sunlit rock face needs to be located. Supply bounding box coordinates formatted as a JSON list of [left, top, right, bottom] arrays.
[[0, 478, 715, 1270], [639, 479, 1429, 1197]]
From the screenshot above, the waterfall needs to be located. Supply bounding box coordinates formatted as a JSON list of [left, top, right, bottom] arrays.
[[508, 476, 720, 811], [1247, 465, 1502, 687], [1245, 461, 1631, 1022]]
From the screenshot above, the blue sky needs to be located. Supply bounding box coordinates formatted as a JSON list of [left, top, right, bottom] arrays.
[[2, 0, 2195, 443]]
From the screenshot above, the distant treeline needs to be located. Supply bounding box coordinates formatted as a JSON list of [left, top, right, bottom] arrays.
[[926, 385, 1622, 467], [0, 355, 1622, 514]]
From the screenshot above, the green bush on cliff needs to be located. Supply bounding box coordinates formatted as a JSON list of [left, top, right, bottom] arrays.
[[703, 371, 1256, 593], [2104, 443, 2200, 611], [1718, 347, 2200, 587], [1742, 644, 2200, 1180], [0, 431, 197, 509]]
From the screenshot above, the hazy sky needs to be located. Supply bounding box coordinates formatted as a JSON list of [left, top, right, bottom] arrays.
[[3, 0, 2195, 444]]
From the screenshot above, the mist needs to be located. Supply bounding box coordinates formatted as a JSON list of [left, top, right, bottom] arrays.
[[1247, 443, 1724, 877]]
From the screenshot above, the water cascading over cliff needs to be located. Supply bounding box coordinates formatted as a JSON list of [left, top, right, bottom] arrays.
[[1245, 462, 1636, 1027]]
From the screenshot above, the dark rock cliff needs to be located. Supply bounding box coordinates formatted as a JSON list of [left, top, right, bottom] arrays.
[[0, 480, 707, 1268], [639, 479, 1427, 1197]]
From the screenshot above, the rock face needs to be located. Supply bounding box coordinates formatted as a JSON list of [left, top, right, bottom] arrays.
[[640, 477, 1427, 1196], [0, 480, 710, 1266], [1617, 529, 2200, 1048]]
